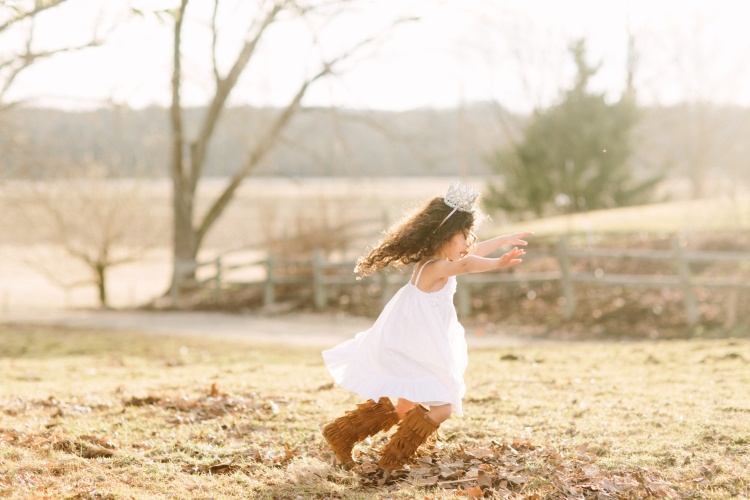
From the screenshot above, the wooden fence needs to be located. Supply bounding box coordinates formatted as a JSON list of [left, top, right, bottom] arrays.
[[193, 234, 750, 325]]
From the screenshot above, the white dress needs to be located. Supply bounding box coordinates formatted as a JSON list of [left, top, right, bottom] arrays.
[[322, 261, 469, 416]]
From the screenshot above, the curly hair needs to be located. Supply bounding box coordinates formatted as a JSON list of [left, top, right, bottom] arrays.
[[355, 196, 480, 278]]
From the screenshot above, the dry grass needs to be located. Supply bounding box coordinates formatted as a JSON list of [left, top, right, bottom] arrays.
[[1, 323, 749, 499], [501, 196, 750, 235]]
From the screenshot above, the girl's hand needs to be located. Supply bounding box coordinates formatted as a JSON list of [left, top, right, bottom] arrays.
[[473, 231, 533, 258], [503, 232, 534, 247], [497, 247, 526, 269]]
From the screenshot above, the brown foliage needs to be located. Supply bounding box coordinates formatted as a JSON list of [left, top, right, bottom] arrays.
[[347, 438, 681, 498]]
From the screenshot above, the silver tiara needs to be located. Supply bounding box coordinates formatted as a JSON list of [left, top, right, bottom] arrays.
[[444, 181, 479, 212], [435, 181, 480, 230]]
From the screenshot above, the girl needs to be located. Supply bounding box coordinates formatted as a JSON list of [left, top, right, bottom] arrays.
[[322, 182, 532, 470]]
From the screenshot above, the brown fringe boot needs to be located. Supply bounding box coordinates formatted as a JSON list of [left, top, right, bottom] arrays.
[[378, 404, 440, 470], [322, 397, 399, 468]]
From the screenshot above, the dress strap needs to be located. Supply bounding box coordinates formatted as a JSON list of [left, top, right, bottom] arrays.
[[413, 260, 435, 287]]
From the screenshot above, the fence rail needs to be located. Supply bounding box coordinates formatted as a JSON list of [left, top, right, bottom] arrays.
[[192, 235, 749, 325]]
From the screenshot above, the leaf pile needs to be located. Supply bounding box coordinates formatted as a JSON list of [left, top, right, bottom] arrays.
[[349, 438, 680, 499], [123, 383, 277, 425]]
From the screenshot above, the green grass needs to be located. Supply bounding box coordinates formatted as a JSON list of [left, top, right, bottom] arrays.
[[501, 196, 750, 235], [1, 323, 749, 498]]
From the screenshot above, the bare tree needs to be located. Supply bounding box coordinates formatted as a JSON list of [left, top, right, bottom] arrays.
[[163, 0, 416, 295], [0, 0, 103, 180], [10, 165, 165, 308], [0, 0, 104, 109], [635, 6, 750, 199]]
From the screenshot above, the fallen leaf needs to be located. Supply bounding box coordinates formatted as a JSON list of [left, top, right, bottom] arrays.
[[359, 462, 378, 474], [582, 464, 599, 477], [466, 448, 495, 459], [444, 458, 466, 468], [54, 439, 115, 459], [600, 479, 624, 493], [507, 475, 527, 485], [438, 463, 457, 478], [466, 467, 482, 478], [79, 435, 117, 450], [124, 395, 160, 407], [476, 469, 493, 489], [408, 466, 433, 478], [208, 462, 239, 474], [459, 486, 484, 498], [416, 475, 439, 486]]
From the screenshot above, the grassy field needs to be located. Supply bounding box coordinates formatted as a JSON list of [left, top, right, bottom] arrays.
[[1, 324, 748, 499], [501, 196, 750, 236]]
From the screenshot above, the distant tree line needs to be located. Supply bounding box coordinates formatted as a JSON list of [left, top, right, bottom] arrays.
[[4, 105, 516, 179], [1, 102, 746, 191]]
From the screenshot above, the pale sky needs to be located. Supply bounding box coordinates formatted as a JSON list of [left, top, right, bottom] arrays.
[[5, 0, 750, 112]]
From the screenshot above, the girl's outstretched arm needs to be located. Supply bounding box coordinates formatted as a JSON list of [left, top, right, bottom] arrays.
[[434, 248, 526, 277], [473, 232, 533, 257]]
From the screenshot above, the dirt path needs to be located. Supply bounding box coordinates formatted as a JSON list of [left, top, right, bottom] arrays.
[[3, 309, 532, 348]]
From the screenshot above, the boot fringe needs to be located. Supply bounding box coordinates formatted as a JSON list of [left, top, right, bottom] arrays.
[[378, 404, 439, 470], [323, 397, 398, 467]]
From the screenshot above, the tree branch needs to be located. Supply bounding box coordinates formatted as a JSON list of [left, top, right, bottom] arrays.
[[210, 0, 220, 82], [0, 0, 70, 34], [0, 1, 107, 108], [0, 39, 102, 101], [195, 71, 324, 245], [189, 2, 284, 192], [170, 0, 189, 186], [193, 15, 419, 246]]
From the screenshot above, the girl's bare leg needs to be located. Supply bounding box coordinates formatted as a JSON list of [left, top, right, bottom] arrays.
[[395, 399, 452, 424], [427, 403, 452, 424], [394, 398, 417, 419]]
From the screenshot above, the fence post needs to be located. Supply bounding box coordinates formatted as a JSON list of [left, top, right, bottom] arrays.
[[170, 260, 180, 302], [264, 255, 275, 308], [312, 248, 326, 310], [673, 236, 698, 327], [557, 236, 576, 318], [726, 289, 738, 328], [213, 256, 223, 300], [457, 280, 471, 317]]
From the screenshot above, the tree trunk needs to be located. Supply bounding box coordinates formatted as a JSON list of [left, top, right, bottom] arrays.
[[168, 0, 193, 297], [170, 175, 199, 293], [95, 262, 107, 308]]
